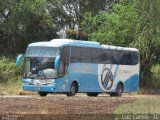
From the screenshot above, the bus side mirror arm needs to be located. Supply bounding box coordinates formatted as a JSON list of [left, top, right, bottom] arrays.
[[55, 55, 60, 69], [16, 54, 24, 67]]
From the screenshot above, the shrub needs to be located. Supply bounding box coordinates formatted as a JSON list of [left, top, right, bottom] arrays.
[[0, 56, 22, 85], [151, 64, 160, 88]]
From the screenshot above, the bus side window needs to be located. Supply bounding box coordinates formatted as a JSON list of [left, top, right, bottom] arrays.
[[131, 52, 139, 65], [112, 50, 120, 64], [70, 46, 82, 63], [119, 51, 125, 65], [58, 61, 65, 77], [92, 48, 103, 63], [61, 46, 70, 64], [82, 47, 92, 63], [59, 46, 70, 77], [103, 49, 112, 64], [125, 51, 131, 65]]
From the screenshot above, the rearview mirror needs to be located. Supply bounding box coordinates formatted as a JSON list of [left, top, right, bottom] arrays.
[[16, 54, 24, 67], [55, 55, 60, 69]]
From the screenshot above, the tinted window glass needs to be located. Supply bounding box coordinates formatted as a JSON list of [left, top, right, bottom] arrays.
[[71, 46, 82, 63], [119, 51, 125, 65], [82, 48, 92, 62], [26, 47, 58, 57], [124, 51, 131, 65], [102, 49, 139, 65], [61, 46, 70, 63], [103, 49, 112, 64], [111, 50, 121, 64], [131, 52, 139, 65], [92, 48, 103, 63]]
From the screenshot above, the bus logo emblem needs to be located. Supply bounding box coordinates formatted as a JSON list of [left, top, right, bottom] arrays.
[[101, 68, 113, 90]]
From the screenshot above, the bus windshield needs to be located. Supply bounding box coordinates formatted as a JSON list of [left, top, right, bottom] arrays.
[[23, 47, 59, 79], [23, 57, 57, 79], [25, 47, 59, 57]]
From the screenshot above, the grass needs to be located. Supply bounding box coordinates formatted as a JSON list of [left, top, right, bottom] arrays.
[[0, 81, 22, 95], [115, 97, 160, 114], [0, 56, 23, 95]]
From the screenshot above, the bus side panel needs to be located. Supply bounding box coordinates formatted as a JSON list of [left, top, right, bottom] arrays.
[[131, 74, 139, 92], [123, 74, 139, 92], [66, 74, 83, 92], [97, 64, 139, 93], [68, 63, 108, 92], [68, 63, 98, 92], [123, 78, 131, 92], [67, 63, 139, 93], [97, 64, 120, 93]]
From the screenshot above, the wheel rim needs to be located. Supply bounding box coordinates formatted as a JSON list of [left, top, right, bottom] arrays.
[[71, 85, 76, 95], [117, 85, 122, 96]]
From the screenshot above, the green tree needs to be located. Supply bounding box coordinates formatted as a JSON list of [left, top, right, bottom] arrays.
[[132, 0, 160, 87], [46, 0, 107, 39], [0, 0, 57, 55], [81, 1, 137, 46]]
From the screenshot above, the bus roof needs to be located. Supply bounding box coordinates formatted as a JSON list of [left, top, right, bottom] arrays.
[[28, 39, 139, 52]]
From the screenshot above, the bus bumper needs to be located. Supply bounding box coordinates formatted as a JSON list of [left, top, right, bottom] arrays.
[[22, 84, 67, 93]]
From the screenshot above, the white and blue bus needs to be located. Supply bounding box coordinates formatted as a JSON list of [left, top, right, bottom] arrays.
[[16, 39, 140, 97]]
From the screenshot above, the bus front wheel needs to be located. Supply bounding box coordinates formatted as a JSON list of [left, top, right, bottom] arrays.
[[66, 82, 78, 97], [87, 93, 99, 97], [38, 92, 48, 97]]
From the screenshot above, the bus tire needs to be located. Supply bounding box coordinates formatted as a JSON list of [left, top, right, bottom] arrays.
[[116, 83, 123, 97], [109, 83, 123, 97], [109, 93, 116, 97], [38, 92, 48, 97], [87, 93, 99, 97], [66, 82, 78, 97]]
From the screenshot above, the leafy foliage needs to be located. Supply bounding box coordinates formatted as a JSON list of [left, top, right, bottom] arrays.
[[46, 0, 108, 39], [149, 64, 160, 90], [0, 56, 22, 84], [81, 1, 137, 46], [132, 0, 160, 79], [0, 0, 57, 55]]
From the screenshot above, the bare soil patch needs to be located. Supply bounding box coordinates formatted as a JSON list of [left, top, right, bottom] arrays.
[[0, 94, 138, 114], [1, 94, 159, 119]]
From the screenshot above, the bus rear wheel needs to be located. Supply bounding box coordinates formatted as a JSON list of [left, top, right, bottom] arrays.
[[87, 93, 99, 97], [116, 83, 123, 96], [110, 83, 123, 97], [66, 82, 78, 97], [38, 92, 48, 97]]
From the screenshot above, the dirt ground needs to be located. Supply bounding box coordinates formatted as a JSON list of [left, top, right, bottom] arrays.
[[0, 94, 134, 114], [0, 94, 159, 120]]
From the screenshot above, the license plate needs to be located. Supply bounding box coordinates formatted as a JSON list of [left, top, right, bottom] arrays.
[[35, 87, 40, 90]]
